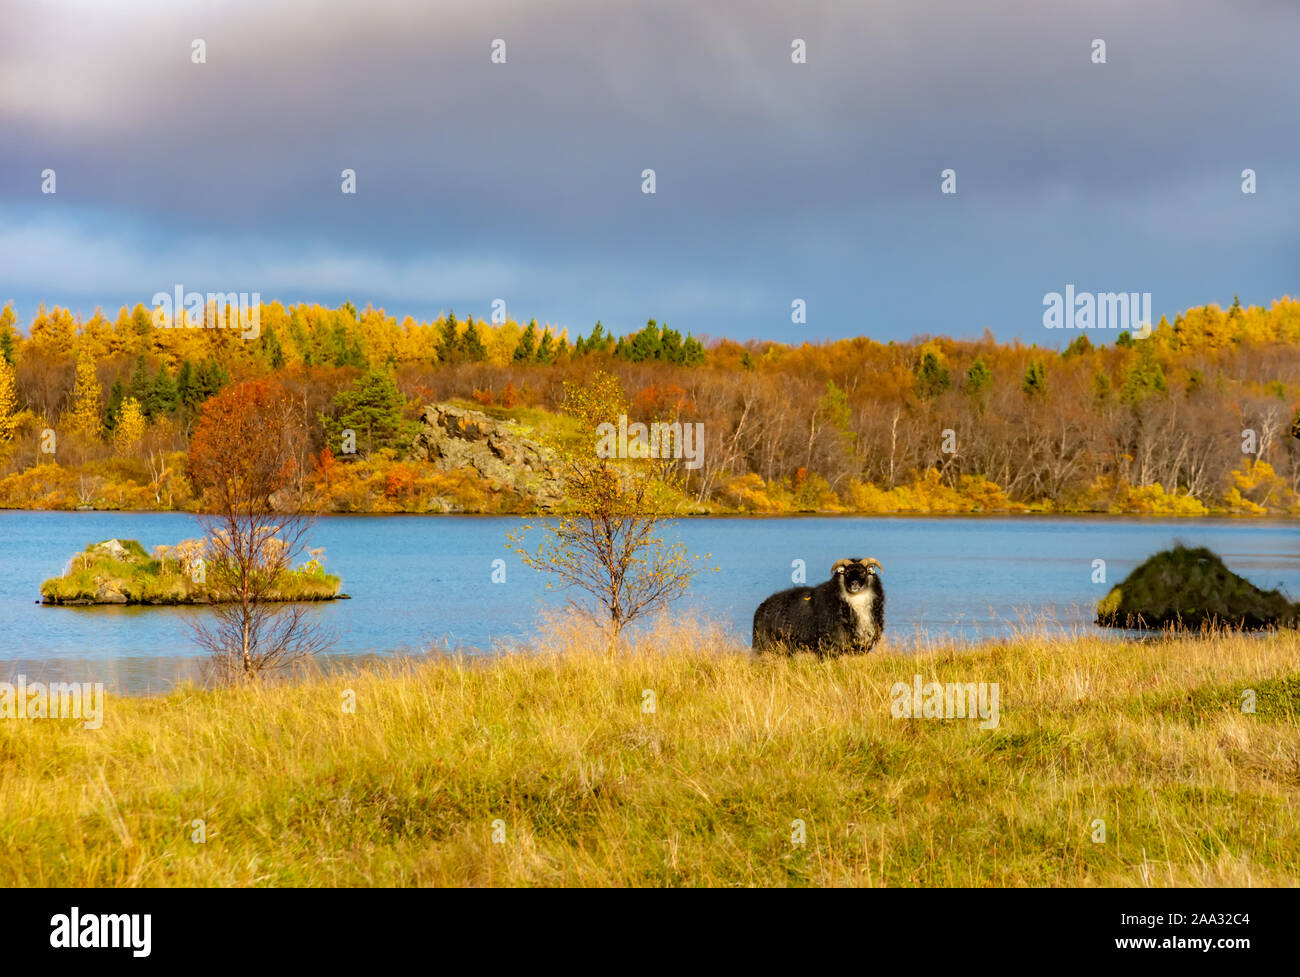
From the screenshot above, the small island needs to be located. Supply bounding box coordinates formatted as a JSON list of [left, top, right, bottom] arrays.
[[40, 538, 344, 605], [1097, 545, 1298, 631]]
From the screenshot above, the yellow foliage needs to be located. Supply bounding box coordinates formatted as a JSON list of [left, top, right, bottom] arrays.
[[28, 305, 76, 355], [844, 469, 1010, 513], [1222, 487, 1267, 515], [486, 319, 522, 366], [0, 356, 18, 442], [113, 397, 146, 456], [830, 470, 1028, 513], [1225, 460, 1294, 513], [720, 472, 779, 513], [65, 353, 103, 439], [1110, 481, 1211, 516], [955, 474, 1027, 512], [1232, 458, 1275, 492]]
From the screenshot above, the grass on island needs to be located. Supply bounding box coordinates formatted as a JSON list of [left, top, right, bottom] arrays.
[[1, 619, 1298, 887], [39, 538, 342, 605]]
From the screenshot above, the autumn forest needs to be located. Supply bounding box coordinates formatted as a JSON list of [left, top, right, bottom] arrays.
[[0, 295, 1297, 515]]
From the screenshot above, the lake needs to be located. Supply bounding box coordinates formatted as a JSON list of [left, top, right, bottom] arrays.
[[1, 511, 1297, 694]]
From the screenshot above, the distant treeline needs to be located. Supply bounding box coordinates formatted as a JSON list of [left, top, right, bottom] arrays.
[[0, 295, 1297, 514]]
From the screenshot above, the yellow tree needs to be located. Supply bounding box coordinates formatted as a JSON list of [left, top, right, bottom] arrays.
[[487, 319, 522, 366], [65, 353, 104, 439], [108, 307, 136, 355], [78, 309, 113, 360], [113, 396, 145, 456], [0, 301, 17, 361], [508, 370, 698, 639], [29, 304, 77, 356], [0, 356, 18, 442]]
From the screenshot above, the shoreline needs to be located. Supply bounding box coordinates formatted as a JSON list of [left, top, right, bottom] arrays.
[[2, 505, 1297, 521], [10, 625, 1294, 699]]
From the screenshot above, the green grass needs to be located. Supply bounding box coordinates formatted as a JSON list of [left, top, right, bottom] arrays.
[[39, 539, 342, 604], [2, 620, 1298, 886]]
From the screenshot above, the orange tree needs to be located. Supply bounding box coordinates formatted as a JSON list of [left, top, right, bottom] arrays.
[[187, 377, 328, 679]]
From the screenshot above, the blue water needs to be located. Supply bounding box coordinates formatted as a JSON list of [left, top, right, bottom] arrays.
[[1, 511, 1296, 693]]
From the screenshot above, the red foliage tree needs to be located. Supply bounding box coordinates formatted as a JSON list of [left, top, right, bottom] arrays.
[[187, 379, 328, 680], [188, 378, 300, 509], [313, 446, 339, 489]]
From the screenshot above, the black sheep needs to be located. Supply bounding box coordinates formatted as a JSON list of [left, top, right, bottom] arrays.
[[752, 558, 885, 656]]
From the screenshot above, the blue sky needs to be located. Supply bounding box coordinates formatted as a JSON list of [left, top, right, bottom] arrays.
[[1, 0, 1297, 345]]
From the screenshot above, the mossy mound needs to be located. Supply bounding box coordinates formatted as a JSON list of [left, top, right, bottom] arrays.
[[1097, 545, 1298, 630], [41, 538, 343, 606]]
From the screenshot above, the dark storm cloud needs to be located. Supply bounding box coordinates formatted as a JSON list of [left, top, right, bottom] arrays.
[[1, 0, 1296, 340]]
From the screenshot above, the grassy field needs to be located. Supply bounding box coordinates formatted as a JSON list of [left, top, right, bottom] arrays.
[[2, 619, 1298, 887]]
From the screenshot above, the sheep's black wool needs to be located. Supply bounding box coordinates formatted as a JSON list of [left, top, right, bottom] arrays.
[[752, 558, 885, 656]]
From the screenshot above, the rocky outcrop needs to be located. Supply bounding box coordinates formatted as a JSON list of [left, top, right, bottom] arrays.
[[409, 404, 567, 509], [93, 579, 129, 604], [1096, 545, 1299, 630], [89, 538, 134, 562]]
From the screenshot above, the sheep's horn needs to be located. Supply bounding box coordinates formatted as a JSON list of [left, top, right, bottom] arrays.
[[832, 559, 852, 574], [861, 558, 882, 571]]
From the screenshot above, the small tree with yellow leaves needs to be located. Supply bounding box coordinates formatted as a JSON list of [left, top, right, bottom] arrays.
[[0, 356, 18, 443], [65, 353, 104, 440], [509, 370, 697, 640], [112, 396, 146, 456]]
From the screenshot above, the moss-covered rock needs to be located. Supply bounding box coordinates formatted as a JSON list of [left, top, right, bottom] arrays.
[[41, 538, 344, 605], [1097, 545, 1298, 630], [409, 404, 567, 509]]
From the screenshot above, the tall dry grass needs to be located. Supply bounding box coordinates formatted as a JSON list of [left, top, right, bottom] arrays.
[[1, 617, 1297, 886]]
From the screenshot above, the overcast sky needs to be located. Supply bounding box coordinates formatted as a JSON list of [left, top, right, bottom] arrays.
[[1, 0, 1297, 344]]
